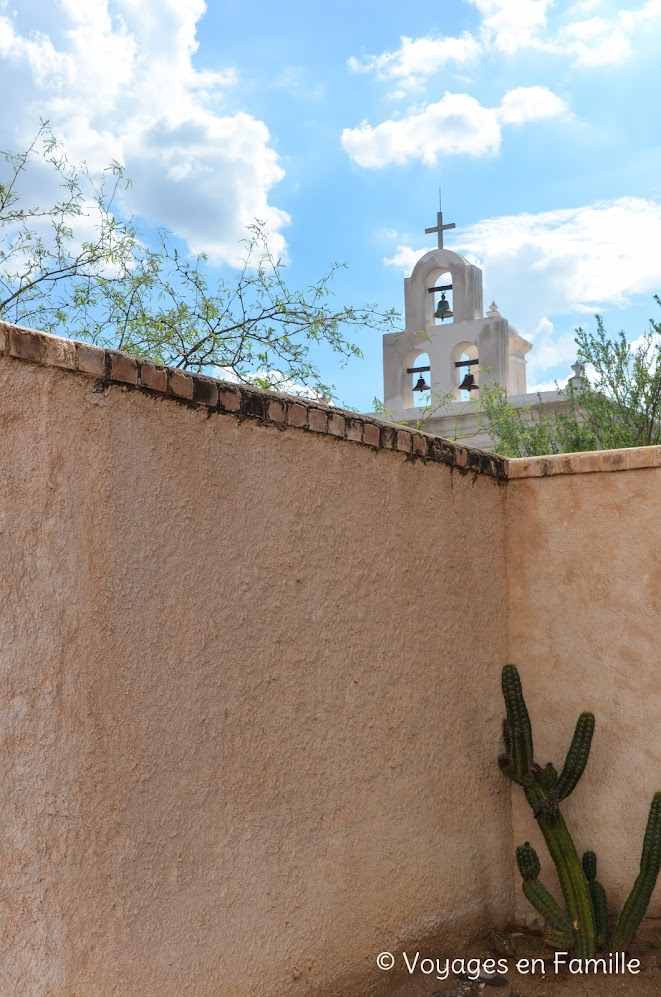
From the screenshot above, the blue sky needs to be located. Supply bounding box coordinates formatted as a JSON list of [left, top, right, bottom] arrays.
[[1, 0, 660, 409]]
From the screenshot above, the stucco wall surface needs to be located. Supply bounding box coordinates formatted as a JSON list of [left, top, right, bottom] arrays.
[[0, 354, 512, 996], [506, 465, 661, 922]]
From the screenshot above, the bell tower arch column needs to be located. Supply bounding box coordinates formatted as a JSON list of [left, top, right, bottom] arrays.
[[382, 204, 531, 420]]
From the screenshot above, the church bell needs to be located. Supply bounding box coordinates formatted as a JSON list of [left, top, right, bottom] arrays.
[[434, 292, 453, 321], [412, 375, 430, 392], [458, 372, 479, 392]]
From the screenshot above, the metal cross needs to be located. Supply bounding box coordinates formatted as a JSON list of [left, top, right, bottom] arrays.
[[425, 210, 455, 249]]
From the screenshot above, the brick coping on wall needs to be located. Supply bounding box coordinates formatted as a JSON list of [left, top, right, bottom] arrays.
[[2, 321, 660, 480], [0, 322, 506, 481]]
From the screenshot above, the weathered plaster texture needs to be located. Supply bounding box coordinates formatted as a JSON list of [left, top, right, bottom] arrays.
[[0, 348, 511, 995], [506, 445, 661, 477], [506, 466, 661, 923], [4, 320, 660, 992]]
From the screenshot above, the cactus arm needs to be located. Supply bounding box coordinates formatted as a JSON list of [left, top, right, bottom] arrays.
[[499, 718, 533, 787], [610, 793, 661, 952], [492, 930, 516, 957], [641, 792, 661, 869], [545, 926, 575, 949], [589, 880, 608, 949], [517, 841, 575, 936], [526, 786, 596, 958], [499, 756, 535, 789], [516, 842, 541, 881], [554, 712, 595, 802], [582, 851, 608, 948], [522, 879, 575, 934], [502, 665, 533, 781], [582, 850, 597, 882], [502, 718, 512, 758]]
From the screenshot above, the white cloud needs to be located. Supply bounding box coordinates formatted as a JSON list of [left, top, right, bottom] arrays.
[[525, 316, 580, 382], [557, 16, 631, 66], [528, 377, 567, 391], [342, 93, 502, 167], [469, 0, 657, 65], [0, 0, 289, 265], [622, 333, 660, 385], [213, 365, 330, 400], [567, 0, 602, 14], [383, 197, 661, 339], [384, 245, 429, 272], [347, 0, 661, 95], [342, 86, 565, 168], [497, 85, 567, 124], [620, 0, 661, 29], [213, 365, 242, 383], [348, 32, 481, 93], [629, 330, 661, 353], [252, 371, 331, 401], [456, 198, 661, 315], [469, 0, 553, 53]]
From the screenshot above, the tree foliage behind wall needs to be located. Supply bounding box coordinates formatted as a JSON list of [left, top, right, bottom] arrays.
[[481, 303, 661, 457], [479, 383, 595, 458], [0, 123, 396, 400]]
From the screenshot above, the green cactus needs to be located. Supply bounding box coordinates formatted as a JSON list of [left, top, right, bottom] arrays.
[[501, 665, 534, 784], [610, 793, 661, 951], [516, 842, 541, 881], [538, 762, 558, 791], [582, 850, 597, 881], [516, 841, 575, 933], [499, 665, 661, 957], [554, 713, 595, 802], [545, 926, 574, 949], [522, 880, 575, 934], [583, 851, 608, 948], [501, 665, 595, 957], [491, 929, 516, 957]]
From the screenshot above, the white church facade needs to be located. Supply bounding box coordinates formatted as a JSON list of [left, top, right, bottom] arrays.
[[380, 209, 576, 450]]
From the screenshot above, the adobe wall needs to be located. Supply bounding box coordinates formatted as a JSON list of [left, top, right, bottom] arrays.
[[505, 449, 661, 923], [0, 326, 512, 997]]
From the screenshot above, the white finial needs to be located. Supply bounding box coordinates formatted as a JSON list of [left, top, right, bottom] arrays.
[[487, 301, 500, 317], [569, 361, 584, 389]]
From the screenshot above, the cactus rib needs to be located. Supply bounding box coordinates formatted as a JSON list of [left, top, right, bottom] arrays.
[[502, 718, 512, 758]]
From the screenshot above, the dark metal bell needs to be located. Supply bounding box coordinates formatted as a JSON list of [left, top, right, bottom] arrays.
[[413, 375, 430, 392], [434, 292, 453, 321], [458, 373, 479, 392]]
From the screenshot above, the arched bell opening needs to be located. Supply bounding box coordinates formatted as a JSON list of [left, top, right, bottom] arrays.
[[404, 350, 432, 409], [427, 269, 454, 326], [451, 341, 479, 402]]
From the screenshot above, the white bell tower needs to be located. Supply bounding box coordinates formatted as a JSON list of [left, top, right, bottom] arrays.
[[382, 209, 532, 422]]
